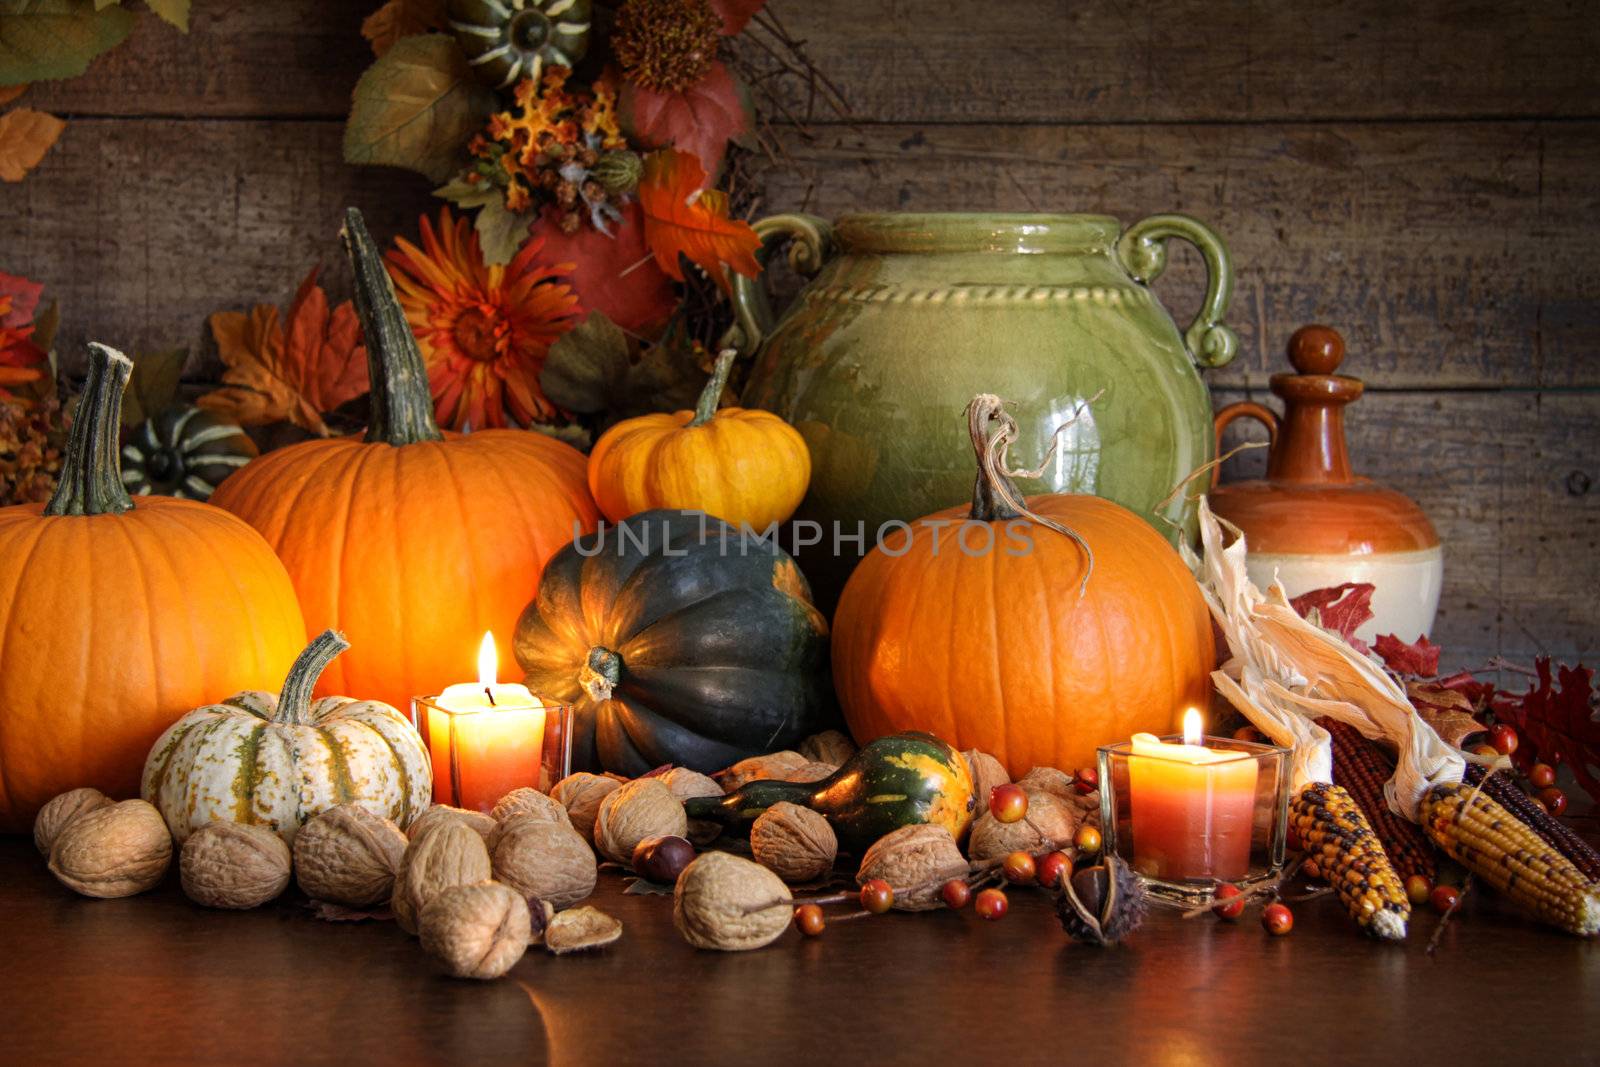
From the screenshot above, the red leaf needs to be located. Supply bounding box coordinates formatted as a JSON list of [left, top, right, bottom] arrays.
[[622, 61, 750, 179], [1373, 633, 1441, 677], [0, 271, 44, 327], [1438, 669, 1496, 710], [1289, 582, 1374, 651], [530, 202, 677, 338], [636, 148, 761, 296], [1492, 659, 1600, 802], [709, 0, 766, 35]]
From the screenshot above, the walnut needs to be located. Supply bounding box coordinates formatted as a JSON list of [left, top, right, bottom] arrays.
[[715, 750, 809, 791], [48, 799, 172, 899], [962, 749, 1010, 807], [856, 824, 969, 910], [407, 805, 495, 844], [674, 851, 792, 951], [293, 804, 408, 907], [419, 881, 531, 980], [592, 778, 687, 865], [550, 773, 622, 841], [392, 818, 493, 935], [659, 767, 722, 845], [492, 815, 597, 910], [490, 787, 571, 831], [750, 802, 836, 883], [544, 905, 623, 954], [799, 729, 856, 768], [1017, 766, 1076, 803], [179, 822, 292, 909], [33, 787, 113, 856], [785, 761, 837, 784], [967, 789, 1082, 861]]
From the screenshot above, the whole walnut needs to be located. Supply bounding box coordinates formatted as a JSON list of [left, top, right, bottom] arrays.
[[659, 767, 722, 846], [492, 815, 597, 910], [420, 881, 530, 980], [393, 818, 493, 935], [34, 787, 113, 856], [674, 851, 792, 951], [799, 729, 856, 768], [967, 789, 1082, 861], [407, 805, 494, 843], [856, 824, 968, 910], [294, 804, 408, 907], [48, 799, 172, 899], [1017, 766, 1076, 803], [716, 751, 809, 791], [551, 773, 622, 840], [750, 802, 836, 884], [592, 778, 687, 865], [962, 750, 1010, 808], [180, 822, 292, 909], [490, 787, 571, 830]]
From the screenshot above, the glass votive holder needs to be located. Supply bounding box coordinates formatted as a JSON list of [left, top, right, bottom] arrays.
[[410, 696, 574, 813], [1096, 734, 1291, 907]]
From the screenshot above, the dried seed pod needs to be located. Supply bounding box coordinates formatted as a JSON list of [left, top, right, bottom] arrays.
[[180, 822, 292, 909], [293, 804, 409, 907], [48, 799, 172, 899], [750, 802, 837, 884], [962, 750, 1010, 809], [407, 805, 495, 844], [660, 767, 723, 845], [551, 773, 622, 841], [967, 789, 1082, 861], [674, 851, 793, 952], [592, 778, 687, 865], [856, 824, 968, 910], [1055, 854, 1147, 946], [786, 761, 838, 784], [34, 787, 113, 856], [420, 881, 531, 979], [392, 819, 493, 935], [799, 729, 856, 768], [492, 815, 597, 910], [490, 787, 571, 831], [544, 905, 623, 954], [716, 751, 809, 791]]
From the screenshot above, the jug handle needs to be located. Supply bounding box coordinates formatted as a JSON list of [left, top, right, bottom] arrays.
[[1115, 214, 1239, 369], [722, 214, 836, 357], [1211, 402, 1278, 487]]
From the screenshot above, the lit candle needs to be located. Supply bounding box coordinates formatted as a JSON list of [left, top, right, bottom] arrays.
[[424, 632, 546, 813], [1128, 709, 1258, 881]]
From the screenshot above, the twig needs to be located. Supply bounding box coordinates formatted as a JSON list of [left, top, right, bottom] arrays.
[[1179, 851, 1308, 919], [1425, 875, 1472, 956]]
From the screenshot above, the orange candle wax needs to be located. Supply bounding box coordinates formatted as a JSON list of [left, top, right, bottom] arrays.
[[425, 633, 546, 812], [1128, 721, 1258, 881]]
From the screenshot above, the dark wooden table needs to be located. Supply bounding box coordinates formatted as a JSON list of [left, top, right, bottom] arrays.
[[1, 836, 1594, 1066]]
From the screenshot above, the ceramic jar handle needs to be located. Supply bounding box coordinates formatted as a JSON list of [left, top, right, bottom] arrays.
[[1115, 214, 1239, 368], [1211, 402, 1278, 486], [722, 214, 837, 357]]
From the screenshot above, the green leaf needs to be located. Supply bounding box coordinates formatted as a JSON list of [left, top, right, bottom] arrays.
[[540, 312, 707, 432], [472, 196, 530, 266], [121, 347, 186, 427], [0, 0, 135, 84], [29, 298, 58, 354], [432, 175, 499, 210], [343, 34, 494, 183], [144, 0, 188, 31]]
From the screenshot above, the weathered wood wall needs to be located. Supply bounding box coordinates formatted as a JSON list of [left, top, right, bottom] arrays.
[[7, 1, 1597, 669]]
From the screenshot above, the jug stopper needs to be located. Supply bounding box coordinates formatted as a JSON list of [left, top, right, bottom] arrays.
[[1287, 324, 1344, 375]]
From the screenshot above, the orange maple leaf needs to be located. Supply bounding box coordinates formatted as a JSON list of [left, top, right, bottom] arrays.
[[198, 269, 369, 435], [0, 107, 64, 182], [360, 0, 446, 56], [636, 148, 761, 295]]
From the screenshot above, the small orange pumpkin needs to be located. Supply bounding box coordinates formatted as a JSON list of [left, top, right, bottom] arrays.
[[586, 348, 810, 529], [832, 394, 1215, 777]]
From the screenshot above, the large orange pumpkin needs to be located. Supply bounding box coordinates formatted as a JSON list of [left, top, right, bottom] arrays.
[[832, 394, 1214, 777], [0, 344, 307, 830], [209, 209, 600, 710]]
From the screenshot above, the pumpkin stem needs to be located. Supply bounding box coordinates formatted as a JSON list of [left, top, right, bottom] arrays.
[[44, 342, 136, 517], [687, 348, 737, 427], [579, 647, 622, 703], [276, 629, 351, 725], [342, 207, 445, 447]]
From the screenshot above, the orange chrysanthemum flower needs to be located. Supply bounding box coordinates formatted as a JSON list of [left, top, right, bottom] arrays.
[[385, 208, 582, 430]]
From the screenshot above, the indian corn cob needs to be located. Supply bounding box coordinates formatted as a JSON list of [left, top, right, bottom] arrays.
[[1420, 781, 1600, 936], [1291, 782, 1411, 941], [1463, 763, 1600, 883], [1317, 717, 1438, 886]]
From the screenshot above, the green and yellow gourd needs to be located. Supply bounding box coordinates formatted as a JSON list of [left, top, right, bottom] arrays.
[[120, 405, 257, 501], [142, 629, 432, 845], [685, 733, 976, 855]]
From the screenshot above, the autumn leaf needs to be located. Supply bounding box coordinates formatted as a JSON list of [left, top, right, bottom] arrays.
[[0, 0, 135, 84], [540, 311, 705, 430], [120, 347, 186, 427], [343, 34, 496, 182], [708, 0, 766, 35], [636, 148, 760, 295], [0, 270, 44, 326], [1492, 660, 1600, 801], [360, 0, 446, 57], [144, 0, 189, 32], [1405, 682, 1483, 749], [1373, 632, 1441, 677], [0, 85, 25, 106], [1289, 582, 1374, 652], [0, 106, 64, 181], [532, 201, 677, 337], [622, 61, 752, 179], [473, 195, 532, 266]]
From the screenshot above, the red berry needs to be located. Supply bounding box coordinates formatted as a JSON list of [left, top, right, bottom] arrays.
[[1261, 902, 1293, 936], [1073, 767, 1099, 795], [1002, 851, 1036, 884], [1074, 824, 1102, 856], [940, 879, 971, 909], [989, 783, 1028, 824], [974, 888, 1008, 920], [1538, 786, 1568, 817], [859, 879, 894, 914], [794, 904, 825, 937], [1212, 883, 1244, 920], [1036, 850, 1072, 890], [1529, 763, 1557, 789], [1489, 723, 1519, 757], [1404, 874, 1432, 906], [1429, 884, 1461, 915]]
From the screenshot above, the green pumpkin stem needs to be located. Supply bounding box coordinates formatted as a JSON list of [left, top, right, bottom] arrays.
[[342, 207, 445, 447], [275, 629, 351, 725], [43, 342, 136, 517], [687, 348, 737, 427]]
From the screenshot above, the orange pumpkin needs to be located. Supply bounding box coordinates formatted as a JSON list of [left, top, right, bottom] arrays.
[[586, 348, 810, 529], [832, 394, 1215, 777], [0, 343, 306, 830], [209, 209, 600, 710]]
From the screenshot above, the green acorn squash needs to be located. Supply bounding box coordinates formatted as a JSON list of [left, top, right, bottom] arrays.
[[513, 509, 834, 777]]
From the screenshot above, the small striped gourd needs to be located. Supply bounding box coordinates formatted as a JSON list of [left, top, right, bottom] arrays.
[[120, 405, 257, 501], [142, 630, 432, 845]]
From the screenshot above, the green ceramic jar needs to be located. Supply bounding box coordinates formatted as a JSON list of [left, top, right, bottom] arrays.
[[730, 212, 1237, 608]]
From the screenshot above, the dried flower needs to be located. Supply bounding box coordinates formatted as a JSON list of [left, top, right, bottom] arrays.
[[0, 393, 64, 506], [613, 0, 722, 92]]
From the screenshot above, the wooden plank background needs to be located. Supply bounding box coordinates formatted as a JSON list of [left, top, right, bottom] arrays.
[[5, 0, 1596, 670]]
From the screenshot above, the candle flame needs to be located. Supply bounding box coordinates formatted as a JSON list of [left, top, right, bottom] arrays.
[[477, 631, 498, 688], [1182, 707, 1203, 746]]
